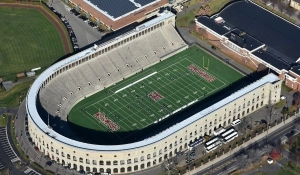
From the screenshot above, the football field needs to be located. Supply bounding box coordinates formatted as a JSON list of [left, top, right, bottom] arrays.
[[68, 46, 243, 138]]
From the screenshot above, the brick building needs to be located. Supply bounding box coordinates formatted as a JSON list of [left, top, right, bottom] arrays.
[[68, 0, 171, 31], [195, 0, 300, 91]]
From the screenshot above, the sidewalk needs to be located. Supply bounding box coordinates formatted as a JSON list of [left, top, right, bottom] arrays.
[[187, 113, 299, 175]]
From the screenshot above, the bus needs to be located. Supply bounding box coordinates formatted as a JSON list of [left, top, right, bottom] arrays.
[[220, 128, 235, 138], [188, 137, 205, 150], [204, 140, 222, 153], [222, 131, 238, 144], [213, 127, 226, 136], [204, 137, 222, 153]]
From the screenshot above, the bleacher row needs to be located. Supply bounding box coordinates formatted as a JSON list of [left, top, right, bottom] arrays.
[[39, 24, 187, 120]]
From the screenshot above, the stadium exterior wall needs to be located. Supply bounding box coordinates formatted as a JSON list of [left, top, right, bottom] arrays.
[[27, 74, 281, 174]]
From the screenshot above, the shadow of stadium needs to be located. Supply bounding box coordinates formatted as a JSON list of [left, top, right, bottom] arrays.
[[36, 69, 269, 145]]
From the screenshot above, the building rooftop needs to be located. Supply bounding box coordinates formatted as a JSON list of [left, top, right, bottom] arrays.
[[84, 0, 161, 20], [252, 49, 290, 71], [196, 16, 230, 35], [223, 28, 263, 51], [218, 0, 300, 63]]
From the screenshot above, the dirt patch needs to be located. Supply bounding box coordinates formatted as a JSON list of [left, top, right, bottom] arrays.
[[0, 3, 71, 54]]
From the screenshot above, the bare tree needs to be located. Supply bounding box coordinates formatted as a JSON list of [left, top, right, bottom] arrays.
[[248, 148, 263, 164], [261, 0, 269, 5], [197, 27, 207, 40], [261, 144, 274, 156], [204, 5, 211, 15], [235, 155, 250, 170], [298, 12, 300, 22], [237, 118, 248, 134], [286, 6, 296, 18], [277, 2, 286, 14], [269, 0, 277, 9], [292, 91, 300, 108], [198, 6, 206, 16]]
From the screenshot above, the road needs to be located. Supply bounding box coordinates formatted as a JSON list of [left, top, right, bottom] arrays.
[[194, 120, 297, 175]]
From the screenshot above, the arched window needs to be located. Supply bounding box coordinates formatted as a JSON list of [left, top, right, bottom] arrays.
[[79, 157, 83, 163], [147, 154, 151, 159], [127, 159, 131, 165], [140, 156, 144, 161]]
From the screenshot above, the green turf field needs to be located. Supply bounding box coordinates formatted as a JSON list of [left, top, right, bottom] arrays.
[[68, 46, 243, 137], [0, 7, 65, 77]]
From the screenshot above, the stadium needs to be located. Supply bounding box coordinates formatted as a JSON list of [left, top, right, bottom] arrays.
[[26, 11, 282, 174], [195, 0, 300, 91]]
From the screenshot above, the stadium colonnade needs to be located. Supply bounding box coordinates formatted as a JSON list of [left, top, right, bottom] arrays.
[[26, 11, 282, 174]]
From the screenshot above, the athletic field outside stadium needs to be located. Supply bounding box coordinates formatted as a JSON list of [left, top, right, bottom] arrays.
[[68, 46, 243, 138]]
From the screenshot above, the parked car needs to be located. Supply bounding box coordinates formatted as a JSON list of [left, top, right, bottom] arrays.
[[78, 15, 88, 21], [73, 44, 79, 51], [211, 45, 216, 50], [70, 9, 80, 16], [190, 152, 195, 157], [71, 37, 77, 43]]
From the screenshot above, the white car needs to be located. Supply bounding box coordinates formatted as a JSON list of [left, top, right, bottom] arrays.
[[280, 95, 286, 100], [267, 157, 273, 164]]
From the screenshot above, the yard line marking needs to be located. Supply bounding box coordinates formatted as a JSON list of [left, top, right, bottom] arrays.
[[115, 72, 157, 94]]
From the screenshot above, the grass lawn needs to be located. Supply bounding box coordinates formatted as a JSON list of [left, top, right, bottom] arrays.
[[176, 0, 230, 28], [0, 114, 8, 126], [68, 46, 243, 139], [0, 7, 65, 78], [0, 80, 33, 107], [176, 11, 196, 28]]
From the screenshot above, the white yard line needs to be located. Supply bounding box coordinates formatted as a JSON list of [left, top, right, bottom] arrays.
[[114, 72, 157, 94]]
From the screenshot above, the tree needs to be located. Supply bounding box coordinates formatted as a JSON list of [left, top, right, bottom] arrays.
[[237, 118, 248, 134], [247, 148, 263, 164], [261, 0, 270, 5], [261, 144, 274, 156], [269, 0, 277, 9], [197, 27, 207, 40], [198, 6, 206, 16], [293, 92, 300, 108], [204, 5, 211, 15], [285, 6, 296, 18], [277, 2, 286, 14], [235, 154, 249, 169]]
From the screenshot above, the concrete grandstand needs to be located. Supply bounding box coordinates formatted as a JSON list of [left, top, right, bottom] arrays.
[[195, 0, 300, 91]]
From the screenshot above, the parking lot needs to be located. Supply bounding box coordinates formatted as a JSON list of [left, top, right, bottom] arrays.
[[46, 0, 105, 50], [24, 168, 41, 175], [0, 127, 19, 163]]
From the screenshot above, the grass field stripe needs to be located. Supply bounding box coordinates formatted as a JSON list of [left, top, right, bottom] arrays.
[[129, 83, 163, 120], [105, 94, 146, 129], [115, 72, 157, 94], [163, 63, 201, 96]]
